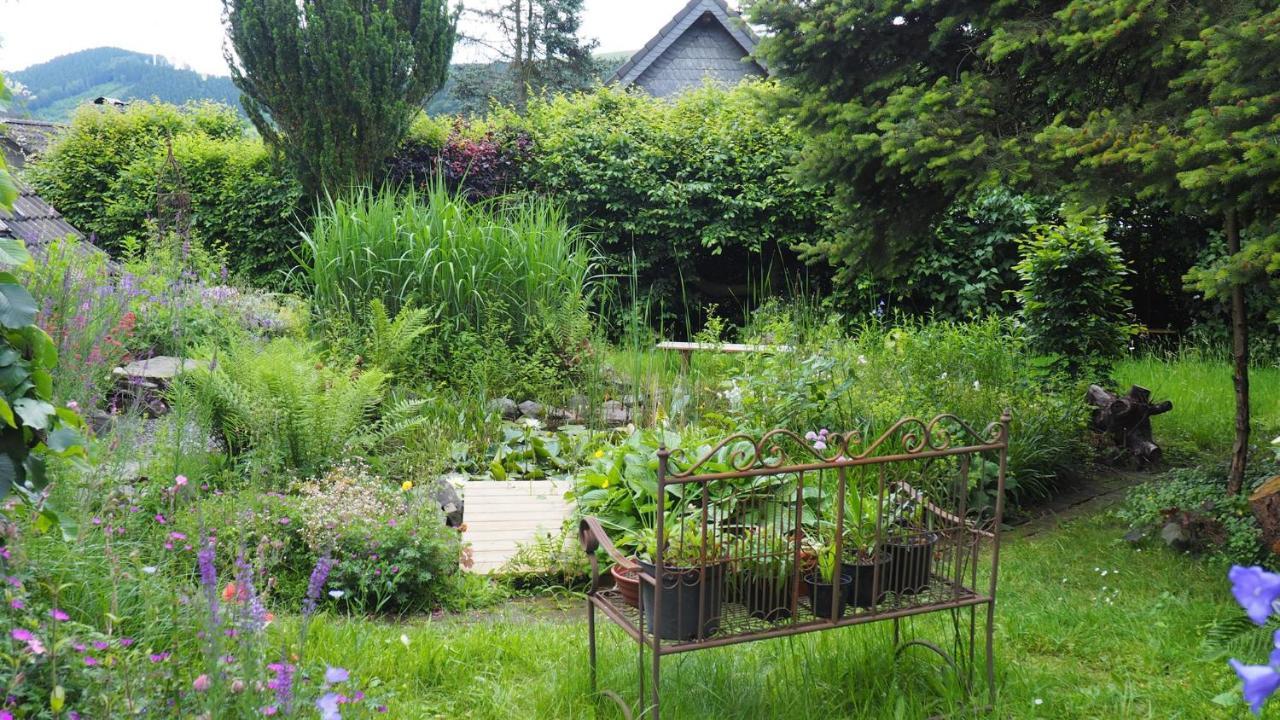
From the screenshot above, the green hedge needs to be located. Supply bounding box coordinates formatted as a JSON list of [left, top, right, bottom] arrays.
[[29, 102, 302, 280]]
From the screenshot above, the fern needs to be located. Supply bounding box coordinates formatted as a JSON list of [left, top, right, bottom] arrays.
[[1203, 614, 1280, 661], [352, 397, 432, 454], [365, 299, 437, 375]]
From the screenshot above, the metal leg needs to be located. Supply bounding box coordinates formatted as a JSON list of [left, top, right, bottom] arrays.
[[985, 600, 997, 707], [893, 616, 901, 648], [588, 598, 597, 693], [651, 635, 662, 719]]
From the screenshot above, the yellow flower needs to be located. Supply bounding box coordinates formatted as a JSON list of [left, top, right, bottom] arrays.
[[401, 481, 413, 492], [593, 449, 605, 459], [601, 479, 610, 488]]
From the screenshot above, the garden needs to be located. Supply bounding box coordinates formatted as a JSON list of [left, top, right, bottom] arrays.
[[2, 1, 1280, 719]]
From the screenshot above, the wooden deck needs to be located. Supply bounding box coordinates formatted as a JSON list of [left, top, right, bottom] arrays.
[[459, 480, 574, 574]]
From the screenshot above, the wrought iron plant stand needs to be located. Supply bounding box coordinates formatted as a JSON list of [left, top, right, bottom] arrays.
[[579, 412, 1011, 719]]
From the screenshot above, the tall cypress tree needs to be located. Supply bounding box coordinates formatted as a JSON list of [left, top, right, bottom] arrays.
[[223, 0, 458, 194]]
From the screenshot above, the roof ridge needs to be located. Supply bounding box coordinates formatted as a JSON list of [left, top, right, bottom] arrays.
[[611, 0, 763, 88]]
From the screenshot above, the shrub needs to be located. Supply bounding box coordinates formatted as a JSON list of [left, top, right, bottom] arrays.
[[1015, 221, 1135, 380], [295, 461, 463, 613], [28, 101, 302, 279], [503, 82, 832, 324], [386, 117, 531, 201]]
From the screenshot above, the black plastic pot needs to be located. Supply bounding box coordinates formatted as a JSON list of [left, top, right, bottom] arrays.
[[741, 577, 795, 622], [842, 555, 891, 608], [805, 572, 852, 620], [637, 561, 724, 641], [885, 533, 938, 596]]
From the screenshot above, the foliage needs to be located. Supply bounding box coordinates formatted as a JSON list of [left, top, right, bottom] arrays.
[[474, 420, 596, 482], [300, 183, 593, 391], [457, 0, 602, 112], [0, 72, 17, 208], [0, 237, 88, 515], [27, 102, 301, 278], [387, 117, 532, 200], [222, 0, 458, 194], [26, 102, 242, 252], [635, 515, 723, 568], [1114, 461, 1278, 568], [504, 82, 832, 322], [183, 337, 391, 480], [295, 461, 464, 613], [1014, 221, 1135, 380], [24, 236, 136, 408]]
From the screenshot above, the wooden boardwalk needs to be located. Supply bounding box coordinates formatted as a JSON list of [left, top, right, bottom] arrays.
[[459, 480, 575, 574]]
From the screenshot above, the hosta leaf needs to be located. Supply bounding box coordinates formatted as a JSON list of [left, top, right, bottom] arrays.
[[12, 398, 54, 430], [0, 397, 14, 427], [0, 283, 36, 329], [0, 238, 33, 271]]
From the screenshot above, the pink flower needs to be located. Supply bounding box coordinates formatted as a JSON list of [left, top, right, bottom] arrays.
[[154, 514, 167, 525], [175, 475, 188, 487], [11, 628, 32, 642], [9, 598, 24, 610], [193, 674, 211, 692], [50, 608, 69, 621], [170, 532, 188, 541], [84, 655, 99, 666]]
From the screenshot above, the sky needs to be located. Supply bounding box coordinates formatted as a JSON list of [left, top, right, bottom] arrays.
[[0, 0, 712, 75]]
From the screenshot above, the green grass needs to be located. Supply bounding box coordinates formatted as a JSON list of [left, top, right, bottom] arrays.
[[298, 514, 1244, 719], [1116, 355, 1280, 457]]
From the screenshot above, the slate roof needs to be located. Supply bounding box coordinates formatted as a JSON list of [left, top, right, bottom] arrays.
[[0, 183, 83, 246], [612, 0, 766, 97], [0, 118, 66, 170]]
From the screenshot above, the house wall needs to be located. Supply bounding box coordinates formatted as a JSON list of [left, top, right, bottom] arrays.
[[633, 14, 765, 98]]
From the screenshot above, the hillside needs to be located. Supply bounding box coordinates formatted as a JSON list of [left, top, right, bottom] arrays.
[[7, 47, 240, 121]]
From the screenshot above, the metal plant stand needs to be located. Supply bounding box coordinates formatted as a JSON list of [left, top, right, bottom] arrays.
[[579, 412, 1011, 719]]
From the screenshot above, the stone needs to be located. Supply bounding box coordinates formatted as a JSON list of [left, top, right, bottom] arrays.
[[432, 475, 466, 527], [601, 400, 629, 427], [113, 356, 203, 382], [487, 397, 519, 420], [518, 400, 543, 419]]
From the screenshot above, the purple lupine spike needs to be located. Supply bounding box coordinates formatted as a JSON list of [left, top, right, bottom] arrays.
[[303, 556, 335, 616]]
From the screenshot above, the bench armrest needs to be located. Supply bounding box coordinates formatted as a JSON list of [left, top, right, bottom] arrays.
[[579, 516, 637, 569]]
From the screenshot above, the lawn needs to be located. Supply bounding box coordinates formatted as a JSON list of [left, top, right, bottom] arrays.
[[299, 513, 1243, 719]]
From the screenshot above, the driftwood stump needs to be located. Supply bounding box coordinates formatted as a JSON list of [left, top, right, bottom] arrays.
[[1086, 384, 1173, 466], [1250, 476, 1280, 555]]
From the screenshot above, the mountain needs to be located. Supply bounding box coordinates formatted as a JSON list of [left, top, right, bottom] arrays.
[[7, 47, 241, 121]]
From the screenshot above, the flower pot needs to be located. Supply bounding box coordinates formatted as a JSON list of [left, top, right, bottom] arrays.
[[805, 572, 852, 620], [637, 561, 724, 641], [842, 554, 891, 608], [610, 562, 640, 608], [885, 533, 938, 596], [742, 577, 795, 622]]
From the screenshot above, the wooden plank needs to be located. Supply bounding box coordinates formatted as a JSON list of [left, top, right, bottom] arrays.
[[460, 480, 574, 575], [656, 341, 793, 354]]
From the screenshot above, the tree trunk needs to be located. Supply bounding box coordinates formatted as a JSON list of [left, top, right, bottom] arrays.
[[1085, 384, 1173, 466], [513, 0, 527, 113], [1249, 475, 1280, 555], [1226, 209, 1251, 495]]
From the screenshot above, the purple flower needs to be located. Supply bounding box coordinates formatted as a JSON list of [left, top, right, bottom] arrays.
[[84, 655, 99, 666], [303, 556, 335, 616], [49, 608, 69, 622], [119, 637, 134, 647], [324, 666, 349, 684], [149, 652, 170, 663], [316, 692, 342, 720], [92, 641, 109, 651], [267, 661, 295, 710], [9, 599, 23, 610], [1231, 659, 1280, 715], [1231, 566, 1280, 625], [10, 628, 31, 642]]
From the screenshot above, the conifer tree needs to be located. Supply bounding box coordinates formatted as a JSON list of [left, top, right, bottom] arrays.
[[223, 0, 458, 194]]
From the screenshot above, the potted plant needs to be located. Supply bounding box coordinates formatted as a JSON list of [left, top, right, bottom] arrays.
[[882, 493, 938, 596], [730, 526, 797, 622], [611, 560, 641, 608], [803, 533, 851, 620], [635, 517, 726, 641], [840, 494, 891, 609]]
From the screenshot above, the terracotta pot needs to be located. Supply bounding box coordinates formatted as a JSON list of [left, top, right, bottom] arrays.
[[611, 562, 640, 608]]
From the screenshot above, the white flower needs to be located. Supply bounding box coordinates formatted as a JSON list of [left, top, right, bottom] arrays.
[[520, 417, 542, 429], [400, 634, 411, 648], [328, 590, 345, 599], [142, 566, 157, 575], [1034, 698, 1043, 706], [972, 380, 980, 391], [939, 372, 948, 380], [857, 355, 868, 365]]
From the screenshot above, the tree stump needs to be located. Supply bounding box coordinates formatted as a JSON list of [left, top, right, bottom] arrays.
[[1249, 475, 1280, 555], [1085, 384, 1173, 466]]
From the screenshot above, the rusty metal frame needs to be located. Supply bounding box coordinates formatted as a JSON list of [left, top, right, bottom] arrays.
[[581, 412, 1011, 719]]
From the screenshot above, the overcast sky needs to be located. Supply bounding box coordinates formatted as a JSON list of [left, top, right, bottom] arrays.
[[0, 0, 716, 75]]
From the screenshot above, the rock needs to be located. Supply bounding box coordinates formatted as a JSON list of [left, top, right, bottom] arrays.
[[1159, 521, 1189, 551], [487, 397, 519, 420], [84, 409, 115, 437], [601, 400, 629, 427], [545, 407, 578, 426], [623, 394, 644, 408], [518, 400, 543, 419], [113, 356, 203, 382], [432, 475, 466, 527], [1122, 526, 1147, 544]]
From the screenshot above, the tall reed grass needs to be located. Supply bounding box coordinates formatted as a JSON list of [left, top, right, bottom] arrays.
[[300, 181, 595, 342]]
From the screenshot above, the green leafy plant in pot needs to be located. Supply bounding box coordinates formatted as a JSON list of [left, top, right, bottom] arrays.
[[840, 493, 891, 609], [883, 491, 938, 597], [730, 525, 797, 622], [634, 516, 726, 640], [803, 533, 851, 620]]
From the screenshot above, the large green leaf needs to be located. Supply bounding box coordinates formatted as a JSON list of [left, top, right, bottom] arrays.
[[46, 427, 85, 456], [0, 238, 32, 271], [0, 397, 14, 428], [0, 283, 37, 329], [0, 452, 13, 500], [0, 168, 16, 213], [21, 327, 57, 369], [12, 398, 54, 430]]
